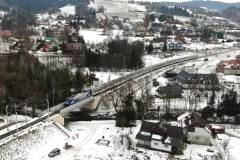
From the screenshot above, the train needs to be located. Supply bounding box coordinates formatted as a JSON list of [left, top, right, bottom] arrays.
[[64, 90, 92, 107], [0, 55, 207, 140], [64, 55, 199, 107]]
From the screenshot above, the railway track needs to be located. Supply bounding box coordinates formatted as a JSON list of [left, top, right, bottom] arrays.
[[0, 48, 238, 141]]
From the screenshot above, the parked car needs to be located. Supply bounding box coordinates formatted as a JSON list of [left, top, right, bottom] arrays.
[[209, 124, 225, 134], [48, 148, 60, 157]]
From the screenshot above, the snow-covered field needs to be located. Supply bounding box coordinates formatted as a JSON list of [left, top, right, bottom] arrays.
[[78, 28, 153, 44], [174, 15, 191, 23], [59, 4, 76, 16], [79, 29, 110, 44], [94, 0, 146, 22], [185, 42, 238, 51]]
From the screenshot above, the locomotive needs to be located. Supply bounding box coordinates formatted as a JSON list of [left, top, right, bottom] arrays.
[[64, 90, 92, 107]]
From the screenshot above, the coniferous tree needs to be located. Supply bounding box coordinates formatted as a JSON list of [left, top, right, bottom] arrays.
[[162, 40, 168, 52]]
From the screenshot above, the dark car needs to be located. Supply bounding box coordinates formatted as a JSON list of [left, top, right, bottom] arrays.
[[48, 148, 60, 157]]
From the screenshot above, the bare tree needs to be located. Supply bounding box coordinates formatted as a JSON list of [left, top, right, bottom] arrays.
[[216, 137, 230, 160]]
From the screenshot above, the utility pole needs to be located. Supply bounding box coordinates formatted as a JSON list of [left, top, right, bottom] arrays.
[[47, 93, 50, 122], [124, 55, 126, 70], [24, 100, 27, 124], [52, 79, 55, 106], [15, 103, 18, 136], [6, 105, 9, 131]]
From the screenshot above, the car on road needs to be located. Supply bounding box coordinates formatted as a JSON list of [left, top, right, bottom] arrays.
[[48, 148, 61, 157]]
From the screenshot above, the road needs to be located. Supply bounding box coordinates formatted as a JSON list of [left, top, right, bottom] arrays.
[[40, 121, 116, 160]]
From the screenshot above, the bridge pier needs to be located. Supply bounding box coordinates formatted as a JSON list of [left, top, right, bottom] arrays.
[[52, 114, 65, 125], [83, 96, 102, 111]]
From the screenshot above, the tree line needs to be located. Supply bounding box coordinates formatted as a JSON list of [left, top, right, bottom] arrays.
[[201, 89, 240, 123], [0, 54, 91, 115], [85, 39, 145, 70]]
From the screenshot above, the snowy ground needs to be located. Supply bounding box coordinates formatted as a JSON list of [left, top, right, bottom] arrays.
[[59, 4, 76, 16], [0, 121, 168, 160], [174, 15, 191, 23], [180, 49, 240, 74], [142, 51, 194, 67], [0, 38, 10, 53], [78, 28, 153, 44], [0, 115, 31, 134], [0, 122, 67, 160], [79, 29, 111, 44], [179, 144, 217, 160], [185, 41, 238, 51], [3, 120, 239, 160], [94, 71, 130, 85], [94, 0, 146, 22], [60, 120, 169, 160], [30, 51, 73, 68], [216, 133, 240, 160]]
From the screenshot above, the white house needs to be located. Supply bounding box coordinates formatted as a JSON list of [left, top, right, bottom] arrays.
[[177, 112, 214, 146]]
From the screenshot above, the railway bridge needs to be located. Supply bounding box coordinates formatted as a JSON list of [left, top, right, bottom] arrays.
[[1, 47, 239, 139]]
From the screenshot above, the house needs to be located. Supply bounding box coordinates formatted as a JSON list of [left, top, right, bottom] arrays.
[[175, 70, 219, 90], [57, 14, 65, 21], [123, 23, 134, 32], [216, 55, 240, 75], [135, 121, 186, 154], [167, 40, 185, 51], [156, 83, 183, 99], [148, 23, 163, 33], [0, 30, 11, 38], [151, 42, 164, 53], [166, 15, 174, 23], [177, 112, 213, 145], [42, 43, 50, 52], [174, 34, 186, 44], [62, 42, 83, 53], [164, 67, 181, 78]]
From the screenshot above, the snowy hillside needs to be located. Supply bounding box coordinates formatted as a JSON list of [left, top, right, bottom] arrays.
[[59, 4, 76, 16], [113, 0, 240, 3]]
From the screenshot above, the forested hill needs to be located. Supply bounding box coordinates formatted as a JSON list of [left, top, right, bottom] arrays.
[[0, 0, 89, 12], [222, 7, 240, 22], [160, 1, 240, 11]]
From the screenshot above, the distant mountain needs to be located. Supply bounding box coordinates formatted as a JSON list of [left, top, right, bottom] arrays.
[[147, 0, 240, 10], [180, 1, 240, 10], [0, 0, 89, 12], [222, 6, 240, 22]]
